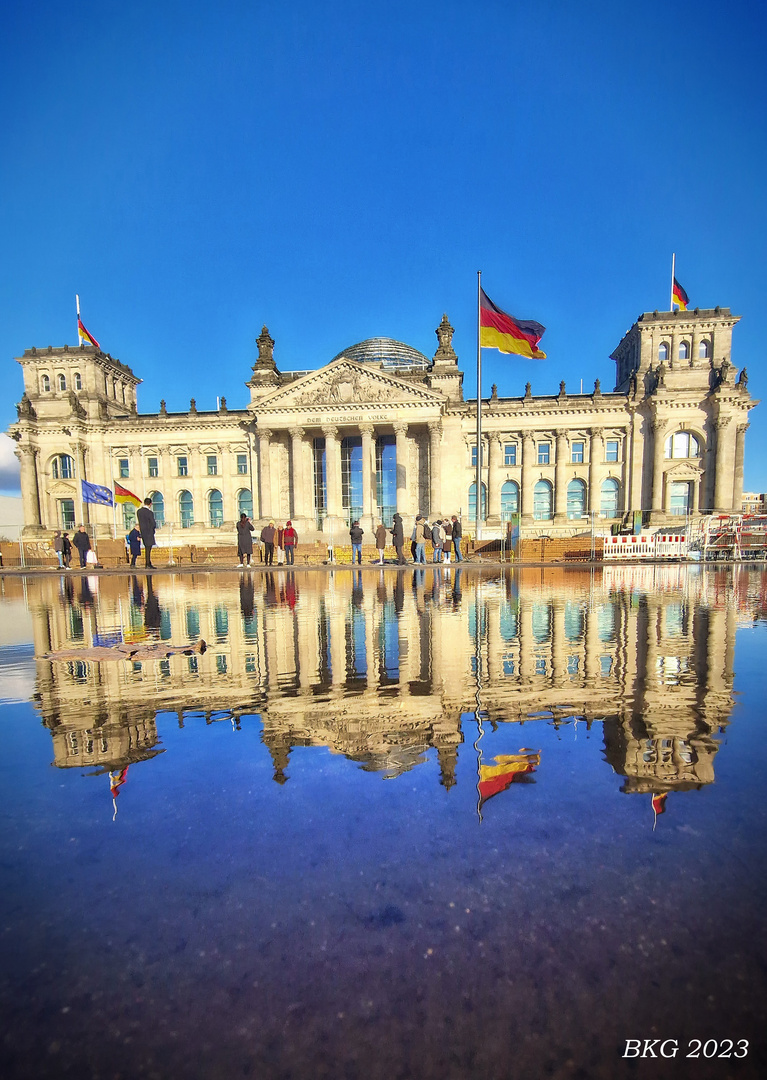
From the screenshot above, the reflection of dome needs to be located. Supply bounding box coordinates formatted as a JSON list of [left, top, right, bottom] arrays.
[[331, 337, 430, 371]]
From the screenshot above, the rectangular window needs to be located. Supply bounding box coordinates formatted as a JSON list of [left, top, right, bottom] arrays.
[[571, 441, 584, 464], [123, 504, 137, 530], [148, 456, 159, 477], [59, 498, 76, 531], [177, 456, 188, 477], [118, 458, 129, 478], [504, 444, 517, 466], [471, 445, 484, 467], [605, 440, 619, 462], [207, 455, 218, 476], [236, 453, 248, 474], [537, 443, 550, 465]]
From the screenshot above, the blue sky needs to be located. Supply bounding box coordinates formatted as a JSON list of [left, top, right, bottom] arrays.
[[2, 0, 766, 493]]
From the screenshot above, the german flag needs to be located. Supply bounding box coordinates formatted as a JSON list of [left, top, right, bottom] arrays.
[[478, 749, 540, 805], [480, 289, 546, 358], [78, 317, 101, 349], [672, 278, 689, 311], [114, 483, 142, 508]]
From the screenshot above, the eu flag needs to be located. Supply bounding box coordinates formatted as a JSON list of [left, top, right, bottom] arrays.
[[82, 480, 114, 506]]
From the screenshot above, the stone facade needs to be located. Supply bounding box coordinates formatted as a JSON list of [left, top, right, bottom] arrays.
[[7, 307, 757, 542]]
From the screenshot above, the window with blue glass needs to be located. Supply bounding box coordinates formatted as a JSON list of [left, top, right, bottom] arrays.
[[571, 441, 584, 463], [118, 458, 129, 478], [567, 478, 587, 519], [533, 479, 553, 519], [376, 436, 396, 525], [179, 490, 194, 528], [470, 444, 484, 468], [237, 454, 248, 474], [500, 480, 519, 521], [341, 436, 363, 525], [150, 491, 165, 526], [468, 481, 487, 521], [537, 443, 550, 465], [504, 444, 517, 466], [208, 489, 223, 527], [605, 440, 619, 462], [313, 438, 327, 527], [52, 454, 75, 479], [238, 488, 253, 517], [600, 477, 620, 517]]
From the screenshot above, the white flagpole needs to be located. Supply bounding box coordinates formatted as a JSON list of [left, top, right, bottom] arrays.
[[76, 294, 82, 344], [670, 253, 676, 311]]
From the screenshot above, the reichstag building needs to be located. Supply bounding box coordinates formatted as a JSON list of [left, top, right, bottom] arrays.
[[8, 305, 755, 541]]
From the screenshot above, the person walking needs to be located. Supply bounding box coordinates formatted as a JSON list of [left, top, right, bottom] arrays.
[[127, 525, 142, 568], [391, 513, 406, 565], [431, 520, 442, 563], [261, 520, 276, 565], [375, 522, 387, 564], [349, 520, 364, 564], [72, 525, 91, 568], [451, 515, 463, 562], [236, 513, 255, 566], [61, 532, 72, 569], [137, 498, 157, 569], [283, 521, 298, 564], [52, 530, 64, 568]]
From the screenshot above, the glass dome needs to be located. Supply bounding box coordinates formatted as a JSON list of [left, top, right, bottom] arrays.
[[331, 337, 430, 371]]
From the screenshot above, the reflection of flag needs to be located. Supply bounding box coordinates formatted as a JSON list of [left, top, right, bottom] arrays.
[[77, 317, 101, 349], [652, 793, 667, 816], [672, 278, 689, 311], [480, 289, 546, 358], [479, 750, 540, 804], [82, 480, 114, 506], [110, 767, 129, 798], [114, 482, 141, 507]]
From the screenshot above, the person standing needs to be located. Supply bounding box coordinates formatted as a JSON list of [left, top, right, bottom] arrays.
[[442, 518, 452, 563], [375, 522, 388, 564], [137, 498, 157, 569], [391, 513, 406, 565], [276, 523, 285, 565], [349, 520, 364, 564], [52, 530, 64, 568], [431, 520, 442, 563], [61, 532, 72, 569], [236, 513, 254, 566], [412, 517, 426, 564], [283, 520, 298, 564], [451, 515, 463, 562], [127, 526, 142, 568], [261, 520, 276, 565], [72, 525, 91, 568]]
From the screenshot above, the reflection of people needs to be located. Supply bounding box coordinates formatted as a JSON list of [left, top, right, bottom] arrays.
[[283, 521, 297, 564], [127, 526, 142, 568], [144, 577, 162, 633], [375, 523, 387, 564], [137, 498, 157, 569], [261, 521, 276, 565], [72, 525, 91, 567], [349, 521, 364, 564], [239, 573, 254, 618], [237, 513, 254, 567]]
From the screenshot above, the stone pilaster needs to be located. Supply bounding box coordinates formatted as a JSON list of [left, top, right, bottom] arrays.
[[394, 422, 408, 516], [258, 428, 272, 520], [428, 421, 442, 515], [733, 423, 748, 511], [521, 432, 535, 523], [713, 416, 734, 512], [289, 427, 305, 521], [588, 429, 603, 516], [17, 445, 42, 528], [360, 423, 375, 529], [487, 435, 502, 522], [554, 430, 568, 521], [650, 420, 665, 516]]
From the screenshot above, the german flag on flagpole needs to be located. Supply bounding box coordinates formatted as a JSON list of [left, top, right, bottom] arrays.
[[479, 289, 546, 358], [114, 483, 142, 508], [77, 317, 101, 349], [672, 278, 689, 311]]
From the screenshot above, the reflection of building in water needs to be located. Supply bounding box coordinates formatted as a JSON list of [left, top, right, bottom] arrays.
[[18, 565, 754, 794]]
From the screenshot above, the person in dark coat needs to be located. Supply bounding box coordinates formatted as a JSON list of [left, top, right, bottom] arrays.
[[61, 532, 72, 568], [53, 530, 64, 568], [72, 525, 91, 567], [391, 513, 406, 565], [349, 521, 364, 564], [137, 498, 157, 569], [261, 521, 276, 565], [127, 526, 142, 567], [451, 515, 463, 562], [237, 513, 254, 566], [431, 520, 442, 563], [375, 522, 388, 564]]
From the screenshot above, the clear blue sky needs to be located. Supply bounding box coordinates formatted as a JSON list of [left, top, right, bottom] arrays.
[[2, 0, 766, 492]]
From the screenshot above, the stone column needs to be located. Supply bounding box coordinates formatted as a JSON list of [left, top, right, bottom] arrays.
[[650, 420, 666, 515], [554, 430, 568, 522], [394, 422, 408, 516], [76, 443, 90, 525], [588, 429, 603, 515], [428, 421, 442, 515], [487, 435, 502, 522], [521, 433, 535, 523], [733, 423, 748, 512], [17, 446, 42, 528], [289, 427, 305, 520], [322, 425, 341, 520], [551, 600, 567, 686], [584, 605, 601, 683], [713, 416, 734, 512], [257, 428, 272, 520], [360, 423, 375, 529], [517, 595, 534, 683]]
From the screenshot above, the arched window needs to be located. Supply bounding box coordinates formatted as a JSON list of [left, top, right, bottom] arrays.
[[51, 454, 75, 479], [41, 374, 50, 392], [698, 340, 710, 358], [179, 490, 194, 528], [601, 478, 620, 517], [678, 341, 689, 360], [57, 373, 67, 391], [533, 479, 553, 520], [74, 372, 82, 390], [208, 489, 224, 528], [468, 481, 487, 521], [665, 432, 701, 458], [238, 488, 253, 517], [149, 491, 165, 526], [658, 343, 669, 362], [567, 478, 587, 519], [500, 480, 519, 520]]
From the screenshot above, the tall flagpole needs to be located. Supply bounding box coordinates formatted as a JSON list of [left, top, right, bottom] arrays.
[[670, 253, 676, 311], [76, 294, 82, 344], [476, 271, 482, 544]]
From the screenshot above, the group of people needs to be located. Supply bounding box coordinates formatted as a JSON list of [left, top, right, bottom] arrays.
[[349, 514, 463, 565], [237, 515, 298, 566], [127, 499, 158, 568], [53, 525, 101, 569]]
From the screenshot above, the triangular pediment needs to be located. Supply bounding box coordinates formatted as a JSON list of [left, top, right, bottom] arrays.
[[665, 460, 703, 478], [257, 359, 443, 412], [48, 481, 78, 497]]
